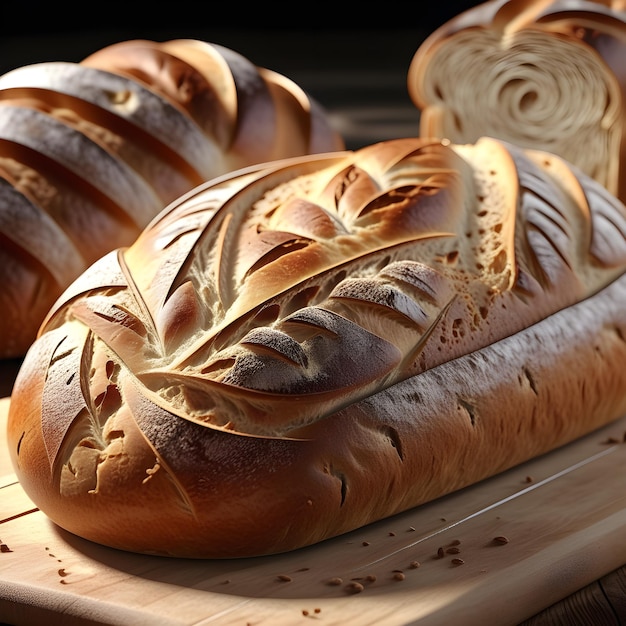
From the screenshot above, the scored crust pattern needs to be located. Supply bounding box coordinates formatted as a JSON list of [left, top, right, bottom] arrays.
[[9, 136, 626, 557], [0, 38, 343, 358]]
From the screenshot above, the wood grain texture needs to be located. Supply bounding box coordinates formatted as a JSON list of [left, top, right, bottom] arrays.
[[602, 567, 626, 619], [520, 566, 626, 625], [2, 395, 626, 625]]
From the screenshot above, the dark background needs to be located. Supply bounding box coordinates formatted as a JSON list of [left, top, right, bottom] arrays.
[[0, 2, 482, 149], [0, 3, 481, 72]]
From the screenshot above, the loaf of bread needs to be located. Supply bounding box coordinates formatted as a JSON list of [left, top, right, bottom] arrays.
[[8, 136, 626, 558], [407, 0, 626, 203], [0, 38, 343, 359]]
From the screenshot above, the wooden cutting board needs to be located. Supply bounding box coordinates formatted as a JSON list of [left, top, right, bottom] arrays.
[[1, 393, 626, 626]]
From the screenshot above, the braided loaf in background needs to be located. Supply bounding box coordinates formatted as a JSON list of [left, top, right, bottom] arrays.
[[8, 136, 626, 558], [407, 0, 626, 202], [0, 38, 344, 358]]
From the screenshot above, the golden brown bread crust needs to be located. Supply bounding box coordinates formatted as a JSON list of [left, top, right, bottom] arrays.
[[8, 136, 626, 558], [0, 38, 344, 359], [407, 0, 626, 203]]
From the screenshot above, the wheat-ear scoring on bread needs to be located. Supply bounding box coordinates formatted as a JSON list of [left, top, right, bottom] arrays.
[[8, 136, 626, 558], [0, 38, 343, 359]]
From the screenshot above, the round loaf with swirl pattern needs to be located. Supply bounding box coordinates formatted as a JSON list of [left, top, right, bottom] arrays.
[[0, 38, 343, 358], [407, 0, 626, 203], [8, 136, 626, 558]]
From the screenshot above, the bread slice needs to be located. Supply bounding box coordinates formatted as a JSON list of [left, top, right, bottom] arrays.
[[407, 0, 626, 203]]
